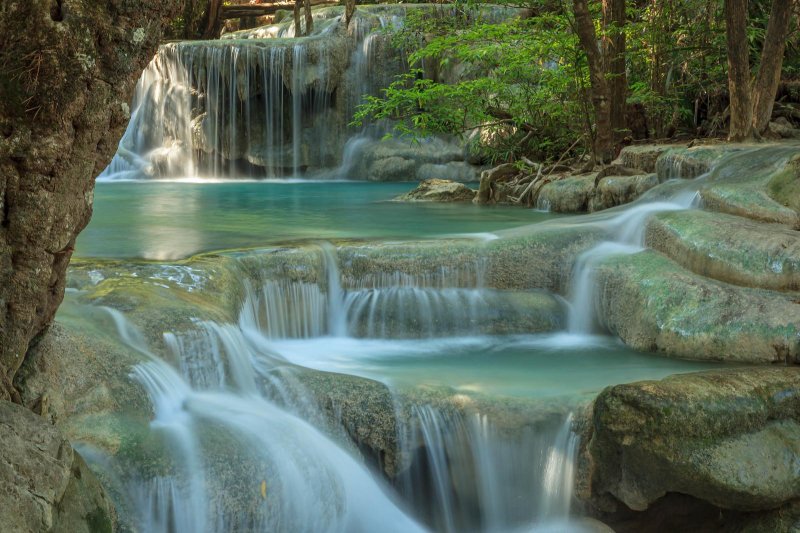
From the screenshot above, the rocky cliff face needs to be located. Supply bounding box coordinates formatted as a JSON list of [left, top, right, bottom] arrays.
[[0, 0, 182, 400]]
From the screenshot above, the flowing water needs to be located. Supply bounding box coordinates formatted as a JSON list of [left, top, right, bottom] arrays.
[[61, 7, 769, 533]]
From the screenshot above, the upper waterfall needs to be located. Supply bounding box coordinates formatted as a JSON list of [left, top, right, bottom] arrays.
[[99, 5, 510, 182]]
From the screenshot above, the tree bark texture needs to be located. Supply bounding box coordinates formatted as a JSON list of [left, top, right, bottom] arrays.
[[573, 0, 615, 163], [345, 0, 357, 27], [725, 0, 753, 141], [202, 0, 224, 39], [304, 0, 314, 35], [0, 0, 182, 400], [751, 0, 794, 134], [294, 0, 302, 36], [602, 0, 628, 142]]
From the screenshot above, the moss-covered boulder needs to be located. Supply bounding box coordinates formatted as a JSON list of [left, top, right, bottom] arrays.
[[698, 145, 800, 228], [646, 210, 800, 291], [594, 250, 800, 363], [537, 175, 596, 212], [616, 144, 677, 173], [589, 174, 660, 212], [393, 179, 476, 203], [587, 368, 800, 512]]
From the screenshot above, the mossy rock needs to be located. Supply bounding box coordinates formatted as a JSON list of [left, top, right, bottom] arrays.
[[587, 367, 800, 512], [594, 250, 800, 363], [646, 209, 800, 291]]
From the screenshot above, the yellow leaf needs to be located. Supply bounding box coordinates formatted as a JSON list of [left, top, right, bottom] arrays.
[[260, 480, 267, 499]]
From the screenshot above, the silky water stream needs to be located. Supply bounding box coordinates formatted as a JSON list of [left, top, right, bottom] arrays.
[[60, 8, 773, 532], [64, 173, 734, 532]]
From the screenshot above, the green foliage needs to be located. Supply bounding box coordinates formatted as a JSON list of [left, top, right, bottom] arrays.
[[356, 0, 800, 162], [355, 3, 588, 163]]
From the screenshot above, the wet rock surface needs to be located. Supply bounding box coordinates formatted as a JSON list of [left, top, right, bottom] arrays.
[[393, 179, 476, 202], [0, 400, 114, 533], [587, 368, 800, 513], [594, 250, 800, 363], [0, 0, 182, 399], [646, 210, 800, 291]]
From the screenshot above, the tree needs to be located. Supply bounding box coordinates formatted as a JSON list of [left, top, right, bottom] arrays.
[[725, 0, 796, 140], [603, 0, 627, 143], [725, 0, 754, 140], [752, 0, 795, 134], [572, 0, 615, 163]]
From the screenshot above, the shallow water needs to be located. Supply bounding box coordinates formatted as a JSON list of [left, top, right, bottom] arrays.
[[77, 181, 554, 260], [263, 334, 725, 400]]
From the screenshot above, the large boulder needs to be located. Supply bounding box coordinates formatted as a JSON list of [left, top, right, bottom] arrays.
[[594, 250, 800, 363], [0, 400, 114, 533], [393, 179, 476, 203], [587, 368, 800, 513], [646, 210, 800, 291], [589, 174, 660, 212]]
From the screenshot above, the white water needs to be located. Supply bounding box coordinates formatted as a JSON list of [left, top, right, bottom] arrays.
[[105, 308, 424, 533], [396, 406, 579, 533], [567, 190, 701, 334], [100, 10, 407, 181]]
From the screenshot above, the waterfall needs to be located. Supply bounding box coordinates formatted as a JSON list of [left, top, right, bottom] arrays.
[[105, 308, 424, 533], [567, 189, 702, 334], [99, 9, 408, 181], [397, 405, 579, 532]]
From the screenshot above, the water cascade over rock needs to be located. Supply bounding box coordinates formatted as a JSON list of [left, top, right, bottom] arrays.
[[100, 6, 494, 181]]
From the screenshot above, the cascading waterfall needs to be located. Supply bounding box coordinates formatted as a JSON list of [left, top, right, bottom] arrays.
[[396, 406, 579, 533], [100, 9, 407, 181], [106, 308, 425, 533], [567, 191, 701, 334]]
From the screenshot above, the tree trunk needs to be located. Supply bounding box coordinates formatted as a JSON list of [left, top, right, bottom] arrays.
[[304, 0, 314, 35], [0, 0, 182, 401], [202, 0, 223, 39], [751, 0, 794, 134], [573, 0, 614, 164], [725, 0, 753, 141], [294, 0, 302, 36], [603, 0, 627, 143], [345, 0, 357, 27]]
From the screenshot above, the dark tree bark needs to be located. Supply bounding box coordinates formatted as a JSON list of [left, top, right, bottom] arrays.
[[294, 0, 303, 36], [345, 0, 357, 27], [0, 0, 182, 401], [602, 0, 627, 142], [724, 0, 754, 141], [573, 0, 615, 164], [751, 0, 794, 134], [304, 0, 314, 35], [202, 0, 224, 39]]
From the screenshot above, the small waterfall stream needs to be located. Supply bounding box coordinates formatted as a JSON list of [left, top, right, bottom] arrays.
[[567, 190, 701, 334]]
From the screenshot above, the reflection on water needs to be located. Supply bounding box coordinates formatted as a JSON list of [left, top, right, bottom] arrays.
[[78, 182, 556, 260]]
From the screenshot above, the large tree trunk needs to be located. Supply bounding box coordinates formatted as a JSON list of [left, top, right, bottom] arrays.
[[573, 0, 615, 164], [294, 0, 303, 36], [751, 0, 794, 134], [603, 0, 628, 143], [725, 0, 754, 141], [202, 0, 223, 39], [345, 0, 357, 27], [304, 0, 314, 35], [0, 0, 182, 401]]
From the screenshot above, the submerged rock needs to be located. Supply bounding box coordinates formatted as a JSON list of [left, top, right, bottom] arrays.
[[393, 179, 476, 203], [0, 400, 114, 533], [587, 368, 800, 513]]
